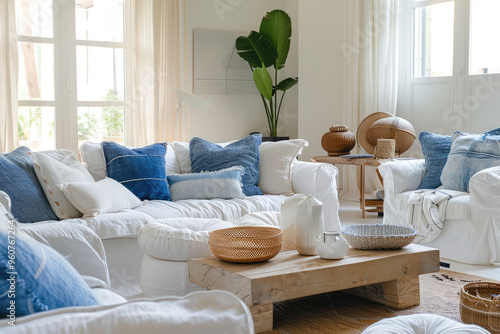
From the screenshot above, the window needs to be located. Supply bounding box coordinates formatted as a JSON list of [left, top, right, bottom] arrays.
[[16, 0, 56, 150], [412, 0, 454, 77], [469, 0, 500, 75], [16, 0, 130, 152]]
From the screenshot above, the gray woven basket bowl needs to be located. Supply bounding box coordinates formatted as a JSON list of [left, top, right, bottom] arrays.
[[341, 224, 419, 250]]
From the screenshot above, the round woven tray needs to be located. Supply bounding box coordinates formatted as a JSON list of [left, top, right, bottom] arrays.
[[341, 224, 418, 250], [460, 282, 500, 333], [208, 226, 283, 263]]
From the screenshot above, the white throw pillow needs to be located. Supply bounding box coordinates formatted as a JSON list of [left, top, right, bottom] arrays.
[[80, 142, 180, 179], [258, 139, 308, 195], [29, 151, 95, 219], [58, 178, 143, 217]]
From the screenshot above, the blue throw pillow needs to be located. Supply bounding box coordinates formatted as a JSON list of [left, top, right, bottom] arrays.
[[0, 147, 58, 223], [167, 166, 246, 201], [418, 132, 453, 189], [440, 132, 500, 192], [0, 230, 98, 317], [418, 128, 500, 189], [102, 142, 170, 201], [190, 135, 263, 196]]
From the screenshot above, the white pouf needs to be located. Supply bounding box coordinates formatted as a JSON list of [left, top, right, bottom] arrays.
[[137, 218, 235, 297], [362, 314, 490, 334]]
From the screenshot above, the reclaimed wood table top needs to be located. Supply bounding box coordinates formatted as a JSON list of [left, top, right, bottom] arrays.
[[189, 244, 440, 333]]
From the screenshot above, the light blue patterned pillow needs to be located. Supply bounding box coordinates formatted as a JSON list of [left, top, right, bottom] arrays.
[[167, 166, 246, 200], [0, 230, 98, 317], [102, 142, 170, 201], [440, 132, 500, 192], [190, 135, 263, 196]]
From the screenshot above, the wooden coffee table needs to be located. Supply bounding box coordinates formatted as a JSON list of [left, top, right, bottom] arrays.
[[189, 244, 439, 333]]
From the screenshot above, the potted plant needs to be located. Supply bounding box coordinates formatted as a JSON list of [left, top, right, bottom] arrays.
[[236, 9, 298, 140]]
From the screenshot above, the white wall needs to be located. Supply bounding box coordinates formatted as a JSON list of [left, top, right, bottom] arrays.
[[184, 0, 298, 142], [297, 0, 345, 161]]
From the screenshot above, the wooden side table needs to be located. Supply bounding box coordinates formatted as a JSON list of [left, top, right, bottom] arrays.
[[312, 156, 383, 218]]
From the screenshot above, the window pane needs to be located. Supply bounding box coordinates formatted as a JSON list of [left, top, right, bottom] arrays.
[[77, 106, 124, 147], [18, 106, 55, 151], [75, 0, 124, 43], [15, 0, 53, 38], [77, 46, 124, 101], [18, 43, 54, 101], [413, 2, 454, 77], [470, 0, 500, 74]]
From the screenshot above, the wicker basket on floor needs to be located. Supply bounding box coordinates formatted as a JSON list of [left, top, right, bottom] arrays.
[[209, 226, 283, 263], [460, 282, 500, 333]]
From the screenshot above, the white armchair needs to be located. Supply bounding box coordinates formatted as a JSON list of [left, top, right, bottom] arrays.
[[379, 159, 500, 265]]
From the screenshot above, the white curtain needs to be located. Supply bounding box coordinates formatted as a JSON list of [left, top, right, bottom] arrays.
[[0, 0, 19, 152], [127, 0, 184, 147], [340, 0, 399, 201]]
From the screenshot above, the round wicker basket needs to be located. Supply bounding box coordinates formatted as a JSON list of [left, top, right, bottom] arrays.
[[460, 282, 500, 333], [208, 226, 283, 263], [341, 224, 418, 250]]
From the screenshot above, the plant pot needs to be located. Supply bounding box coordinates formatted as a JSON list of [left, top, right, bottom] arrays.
[[262, 136, 289, 142]]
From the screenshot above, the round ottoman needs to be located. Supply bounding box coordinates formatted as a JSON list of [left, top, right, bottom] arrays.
[[362, 314, 490, 334], [137, 218, 235, 297]]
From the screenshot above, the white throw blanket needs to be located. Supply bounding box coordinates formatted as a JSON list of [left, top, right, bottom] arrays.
[[407, 189, 468, 243]]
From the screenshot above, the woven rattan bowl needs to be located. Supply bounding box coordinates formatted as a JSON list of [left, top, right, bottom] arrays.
[[208, 226, 283, 263], [341, 224, 419, 250], [460, 282, 500, 333]]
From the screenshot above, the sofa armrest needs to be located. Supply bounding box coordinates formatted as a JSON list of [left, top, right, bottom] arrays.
[[469, 166, 500, 265], [18, 220, 110, 288], [378, 159, 426, 226], [292, 161, 341, 232]]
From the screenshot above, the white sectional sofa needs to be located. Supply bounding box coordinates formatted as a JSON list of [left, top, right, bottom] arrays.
[[379, 159, 500, 265], [1, 140, 340, 298]]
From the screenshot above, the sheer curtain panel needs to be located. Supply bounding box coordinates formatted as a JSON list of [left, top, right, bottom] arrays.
[[341, 0, 399, 201], [0, 0, 19, 152]]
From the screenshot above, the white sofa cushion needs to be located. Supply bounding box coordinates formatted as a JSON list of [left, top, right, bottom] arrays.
[[134, 195, 286, 223], [58, 178, 143, 217], [29, 150, 94, 219], [0, 290, 254, 334], [259, 139, 308, 195], [138, 219, 235, 261], [362, 314, 489, 334]]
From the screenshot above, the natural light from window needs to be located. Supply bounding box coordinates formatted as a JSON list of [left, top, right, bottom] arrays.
[[413, 1, 455, 78], [469, 0, 500, 75]]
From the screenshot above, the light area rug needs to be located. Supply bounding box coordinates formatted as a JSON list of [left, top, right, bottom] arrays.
[[265, 269, 496, 334]]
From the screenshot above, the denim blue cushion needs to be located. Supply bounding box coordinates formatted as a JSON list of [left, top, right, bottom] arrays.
[[440, 132, 500, 192], [190, 135, 263, 196], [418, 128, 500, 189], [167, 166, 246, 200], [0, 230, 98, 317], [102, 142, 170, 201], [0, 147, 58, 223], [418, 132, 453, 189]]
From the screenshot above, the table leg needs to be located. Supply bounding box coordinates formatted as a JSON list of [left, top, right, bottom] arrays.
[[250, 303, 273, 333], [360, 165, 366, 218], [345, 276, 420, 309]]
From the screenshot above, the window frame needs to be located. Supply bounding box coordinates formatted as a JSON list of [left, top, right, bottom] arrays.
[[16, 0, 131, 154]]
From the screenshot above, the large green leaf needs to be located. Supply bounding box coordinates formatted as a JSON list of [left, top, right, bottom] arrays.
[[259, 10, 292, 70], [253, 67, 273, 100], [236, 31, 278, 68], [276, 77, 298, 91]]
